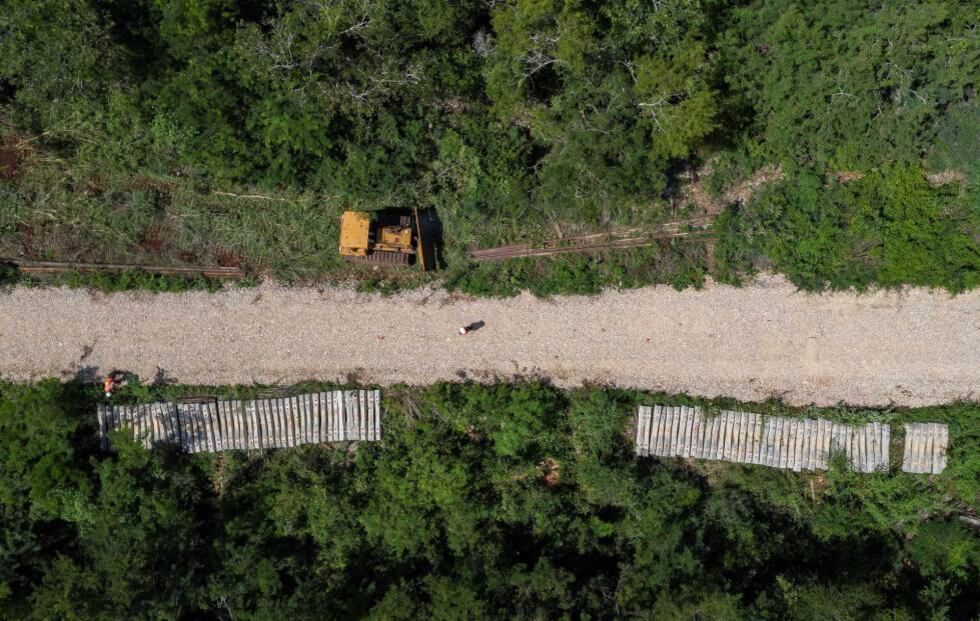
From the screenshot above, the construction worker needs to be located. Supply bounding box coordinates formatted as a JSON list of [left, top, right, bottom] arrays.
[[458, 321, 485, 335], [103, 371, 127, 398]]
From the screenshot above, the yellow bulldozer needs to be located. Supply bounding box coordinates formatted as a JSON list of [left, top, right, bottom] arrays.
[[339, 209, 431, 270]]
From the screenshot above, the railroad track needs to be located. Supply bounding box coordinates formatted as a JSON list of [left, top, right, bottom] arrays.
[[468, 217, 715, 262], [4, 259, 245, 279]]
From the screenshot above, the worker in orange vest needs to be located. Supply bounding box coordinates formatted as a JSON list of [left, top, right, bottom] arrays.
[[103, 371, 127, 398]]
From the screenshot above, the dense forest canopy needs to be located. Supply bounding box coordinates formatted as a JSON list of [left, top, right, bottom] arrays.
[[0, 380, 977, 619], [2, 0, 974, 184]]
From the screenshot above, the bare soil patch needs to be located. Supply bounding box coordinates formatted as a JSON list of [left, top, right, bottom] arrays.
[[926, 170, 967, 186], [835, 171, 866, 184], [0, 139, 24, 180], [683, 163, 783, 216]]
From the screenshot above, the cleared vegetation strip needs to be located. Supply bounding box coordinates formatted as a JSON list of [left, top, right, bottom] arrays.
[[635, 406, 896, 473], [99, 390, 381, 452]]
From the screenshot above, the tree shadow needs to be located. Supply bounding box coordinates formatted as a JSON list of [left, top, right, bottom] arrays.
[[73, 365, 100, 383], [152, 366, 172, 386], [0, 261, 20, 287]]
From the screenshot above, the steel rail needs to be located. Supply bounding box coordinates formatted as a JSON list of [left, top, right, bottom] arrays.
[[6, 259, 245, 279], [469, 230, 714, 262]]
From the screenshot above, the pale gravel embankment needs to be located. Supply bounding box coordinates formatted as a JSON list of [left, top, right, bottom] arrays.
[[0, 275, 977, 407]]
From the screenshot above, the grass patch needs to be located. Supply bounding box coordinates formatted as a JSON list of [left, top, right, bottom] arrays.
[[443, 243, 708, 297], [1, 268, 242, 293]]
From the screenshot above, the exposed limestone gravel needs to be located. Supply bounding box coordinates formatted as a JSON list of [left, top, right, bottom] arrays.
[[0, 274, 977, 407]]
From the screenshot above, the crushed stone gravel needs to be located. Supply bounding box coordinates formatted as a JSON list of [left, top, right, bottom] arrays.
[[0, 274, 977, 407]]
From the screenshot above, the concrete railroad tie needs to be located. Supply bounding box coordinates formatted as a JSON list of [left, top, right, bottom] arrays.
[[635, 406, 948, 474], [97, 390, 381, 453]]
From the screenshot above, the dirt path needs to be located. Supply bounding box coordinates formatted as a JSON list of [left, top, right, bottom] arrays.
[[1, 275, 977, 407]]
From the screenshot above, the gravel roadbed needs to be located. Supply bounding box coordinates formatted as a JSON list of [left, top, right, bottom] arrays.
[[1, 275, 977, 407]]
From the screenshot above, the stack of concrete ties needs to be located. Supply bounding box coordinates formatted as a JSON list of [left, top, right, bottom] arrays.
[[635, 405, 890, 473], [820, 420, 890, 473], [97, 402, 180, 451], [901, 423, 948, 474], [97, 390, 382, 453]]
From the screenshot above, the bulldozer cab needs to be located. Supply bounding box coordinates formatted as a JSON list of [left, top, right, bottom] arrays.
[[375, 221, 414, 253]]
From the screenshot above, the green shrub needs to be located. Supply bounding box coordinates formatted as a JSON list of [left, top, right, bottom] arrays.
[[718, 165, 979, 292]]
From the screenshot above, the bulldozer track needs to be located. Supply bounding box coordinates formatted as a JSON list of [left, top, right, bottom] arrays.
[[343, 250, 413, 266]]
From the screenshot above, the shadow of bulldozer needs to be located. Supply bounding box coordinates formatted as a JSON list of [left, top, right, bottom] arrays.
[[415, 207, 444, 271]]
